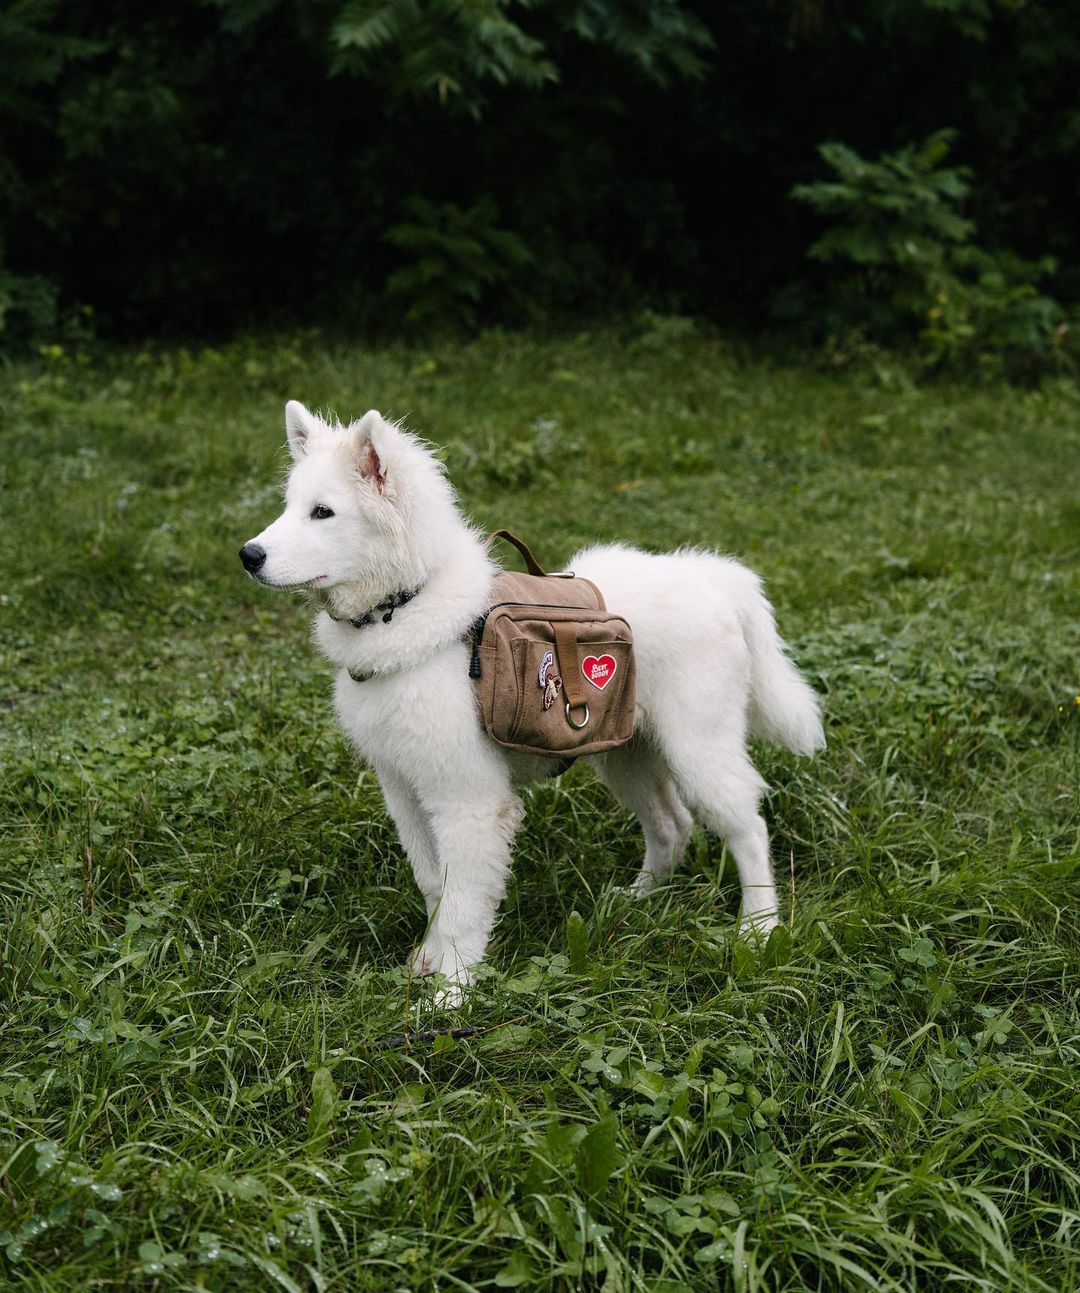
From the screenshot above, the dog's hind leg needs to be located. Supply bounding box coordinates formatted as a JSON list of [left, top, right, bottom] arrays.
[[652, 716, 779, 932], [686, 763, 776, 932], [593, 741, 694, 893]]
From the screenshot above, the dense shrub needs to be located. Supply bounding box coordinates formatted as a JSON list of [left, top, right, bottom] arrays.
[[384, 198, 534, 330], [2, 0, 1079, 350], [791, 132, 1074, 375]]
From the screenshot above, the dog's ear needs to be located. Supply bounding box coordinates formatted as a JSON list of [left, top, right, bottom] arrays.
[[284, 400, 320, 462], [351, 410, 390, 494]]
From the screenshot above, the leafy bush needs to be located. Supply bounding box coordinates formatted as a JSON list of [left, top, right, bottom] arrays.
[[921, 246, 1070, 376], [792, 132, 973, 331], [330, 0, 558, 117], [383, 198, 533, 330], [0, 0, 96, 349], [3, 2, 1080, 345], [793, 131, 1073, 374], [330, 0, 712, 116], [0, 262, 59, 348]]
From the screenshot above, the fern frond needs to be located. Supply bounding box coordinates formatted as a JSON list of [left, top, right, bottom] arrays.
[[332, 0, 418, 53]]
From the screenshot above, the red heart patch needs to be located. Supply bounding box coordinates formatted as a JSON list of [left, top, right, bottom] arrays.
[[581, 654, 617, 691]]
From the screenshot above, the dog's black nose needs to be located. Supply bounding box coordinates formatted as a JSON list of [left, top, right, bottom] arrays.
[[239, 542, 266, 573]]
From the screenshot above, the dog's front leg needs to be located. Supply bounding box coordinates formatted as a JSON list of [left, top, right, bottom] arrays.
[[377, 766, 441, 920], [375, 767, 464, 983], [423, 788, 524, 998]]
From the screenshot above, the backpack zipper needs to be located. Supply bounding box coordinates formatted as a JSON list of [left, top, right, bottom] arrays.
[[467, 601, 601, 679]]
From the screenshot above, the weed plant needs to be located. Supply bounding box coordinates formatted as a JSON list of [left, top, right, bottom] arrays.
[[1, 326, 1078, 1289]]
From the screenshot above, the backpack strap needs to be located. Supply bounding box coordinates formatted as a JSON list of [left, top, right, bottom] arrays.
[[489, 530, 607, 610], [488, 529, 547, 578], [553, 621, 589, 726]]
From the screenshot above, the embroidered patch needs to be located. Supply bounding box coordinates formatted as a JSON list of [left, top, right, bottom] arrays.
[[582, 654, 617, 691], [538, 650, 554, 690]]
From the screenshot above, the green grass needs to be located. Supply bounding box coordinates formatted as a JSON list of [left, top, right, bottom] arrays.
[[1, 323, 1078, 1291]]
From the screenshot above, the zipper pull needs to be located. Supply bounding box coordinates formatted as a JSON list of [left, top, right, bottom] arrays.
[[468, 616, 486, 678]]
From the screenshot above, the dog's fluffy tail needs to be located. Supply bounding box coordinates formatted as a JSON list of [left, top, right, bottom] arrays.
[[739, 580, 825, 756]]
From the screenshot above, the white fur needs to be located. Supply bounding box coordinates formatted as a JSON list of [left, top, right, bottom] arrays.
[[243, 404, 825, 1000]]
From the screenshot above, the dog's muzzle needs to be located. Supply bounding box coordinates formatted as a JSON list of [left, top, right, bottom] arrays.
[[239, 542, 267, 574]]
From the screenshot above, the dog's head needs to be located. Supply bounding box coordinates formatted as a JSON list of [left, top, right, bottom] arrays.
[[240, 401, 447, 599]]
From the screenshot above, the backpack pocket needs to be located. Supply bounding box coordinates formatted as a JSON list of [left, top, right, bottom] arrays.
[[475, 605, 636, 757]]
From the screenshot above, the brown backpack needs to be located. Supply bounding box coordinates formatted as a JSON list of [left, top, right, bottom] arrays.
[[468, 531, 636, 758]]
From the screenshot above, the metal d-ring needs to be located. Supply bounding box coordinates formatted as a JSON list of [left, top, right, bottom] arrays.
[[565, 701, 590, 730]]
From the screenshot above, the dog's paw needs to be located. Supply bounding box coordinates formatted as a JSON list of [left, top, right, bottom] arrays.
[[632, 869, 669, 896], [410, 940, 476, 1009], [409, 935, 448, 977], [738, 909, 781, 940], [613, 871, 667, 900], [431, 978, 468, 1010]]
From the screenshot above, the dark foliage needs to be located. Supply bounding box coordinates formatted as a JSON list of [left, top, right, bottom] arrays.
[[790, 131, 1073, 375], [2, 0, 1079, 345]]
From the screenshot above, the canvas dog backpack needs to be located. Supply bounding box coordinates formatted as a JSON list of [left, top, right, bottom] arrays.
[[468, 531, 636, 757]]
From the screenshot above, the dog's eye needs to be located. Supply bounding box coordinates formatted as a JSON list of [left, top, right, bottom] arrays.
[[310, 504, 334, 520]]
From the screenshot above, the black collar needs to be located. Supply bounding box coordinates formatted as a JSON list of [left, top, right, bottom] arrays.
[[326, 584, 422, 631], [326, 584, 424, 684]]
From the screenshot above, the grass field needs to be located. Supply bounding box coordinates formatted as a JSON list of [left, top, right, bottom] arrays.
[[1, 324, 1078, 1291]]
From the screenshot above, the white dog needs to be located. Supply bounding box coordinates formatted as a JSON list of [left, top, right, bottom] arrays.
[[241, 402, 824, 997]]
